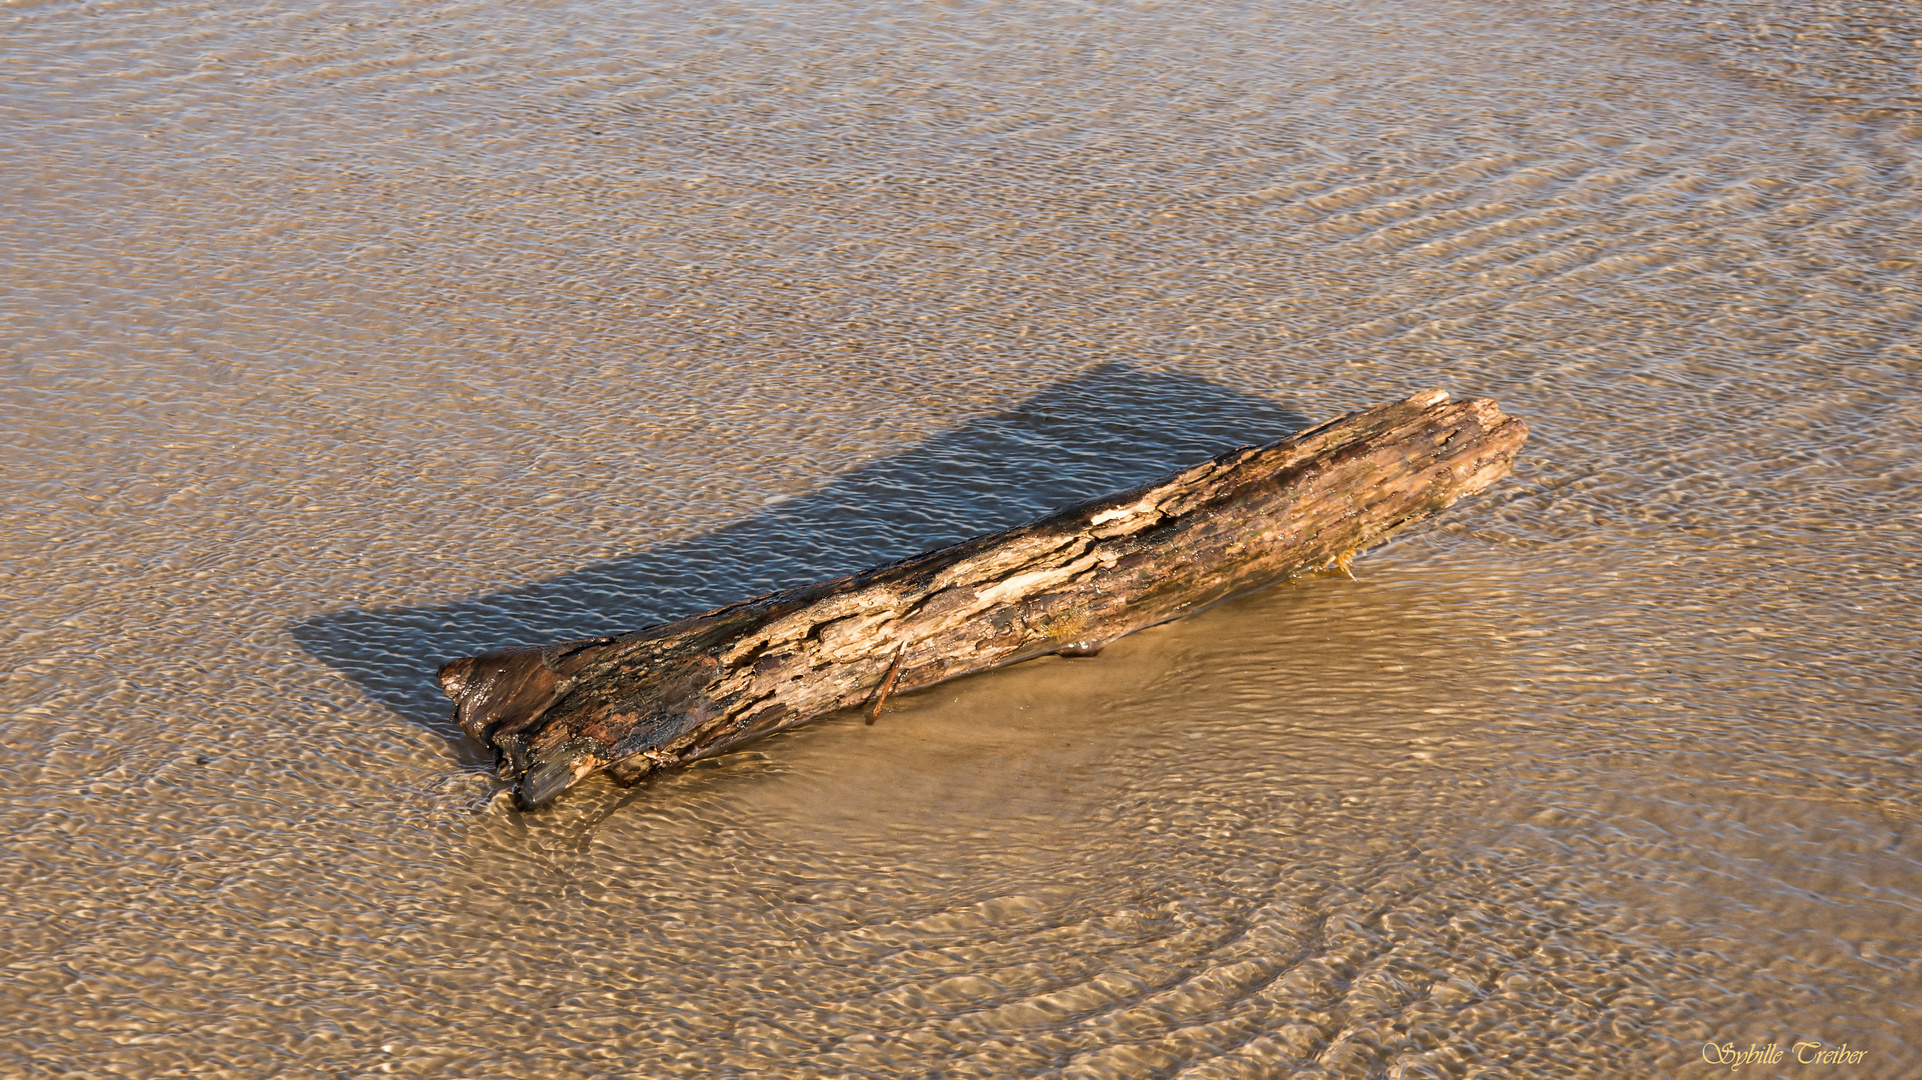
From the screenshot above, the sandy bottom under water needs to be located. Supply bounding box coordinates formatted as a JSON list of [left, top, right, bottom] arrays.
[[4, 0, 1919, 1075]]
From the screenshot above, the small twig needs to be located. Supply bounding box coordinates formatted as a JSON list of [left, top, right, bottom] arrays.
[[867, 644, 907, 725]]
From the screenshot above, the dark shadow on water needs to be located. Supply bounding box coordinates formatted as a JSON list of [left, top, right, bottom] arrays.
[[290, 363, 1310, 751]]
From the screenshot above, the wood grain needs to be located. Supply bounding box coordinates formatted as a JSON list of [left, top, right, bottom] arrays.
[[437, 389, 1528, 806]]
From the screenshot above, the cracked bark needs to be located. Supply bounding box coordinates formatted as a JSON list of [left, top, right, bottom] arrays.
[[437, 389, 1528, 807]]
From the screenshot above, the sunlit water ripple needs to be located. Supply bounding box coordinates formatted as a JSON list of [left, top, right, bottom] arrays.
[[3, 0, 1918, 1076]]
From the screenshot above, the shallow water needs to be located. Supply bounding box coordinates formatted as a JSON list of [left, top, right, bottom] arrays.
[[3, 0, 1919, 1076]]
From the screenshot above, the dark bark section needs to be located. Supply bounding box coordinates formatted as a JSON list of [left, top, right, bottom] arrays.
[[438, 390, 1528, 806]]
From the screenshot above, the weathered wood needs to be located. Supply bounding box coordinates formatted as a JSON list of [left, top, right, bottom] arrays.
[[438, 389, 1528, 806]]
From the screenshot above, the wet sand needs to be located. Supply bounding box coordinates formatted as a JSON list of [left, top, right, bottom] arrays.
[[3, 0, 1919, 1076]]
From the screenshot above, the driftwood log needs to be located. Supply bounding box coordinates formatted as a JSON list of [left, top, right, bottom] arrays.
[[440, 389, 1527, 806]]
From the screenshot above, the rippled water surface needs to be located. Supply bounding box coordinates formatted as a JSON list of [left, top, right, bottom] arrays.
[[5, 0, 1920, 1076]]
